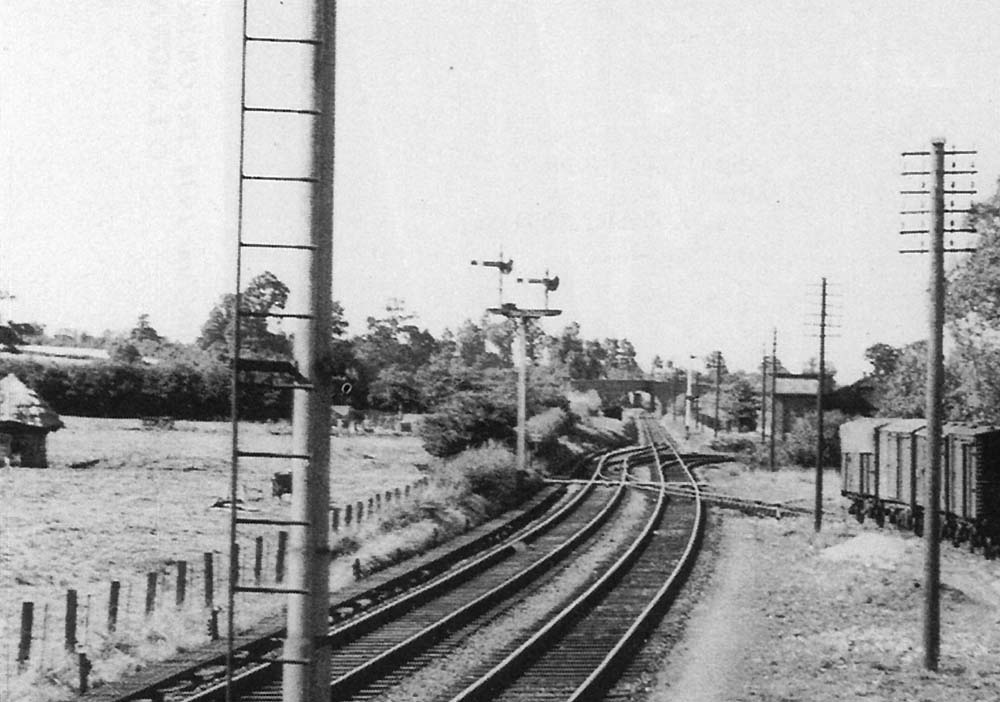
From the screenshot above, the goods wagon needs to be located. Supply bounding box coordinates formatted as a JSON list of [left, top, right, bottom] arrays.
[[840, 418, 1000, 556]]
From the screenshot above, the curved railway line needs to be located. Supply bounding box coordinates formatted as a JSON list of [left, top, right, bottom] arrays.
[[94, 417, 730, 702]]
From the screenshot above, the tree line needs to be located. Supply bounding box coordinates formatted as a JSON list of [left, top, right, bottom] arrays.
[[860, 177, 1000, 425], [0, 275, 650, 452]]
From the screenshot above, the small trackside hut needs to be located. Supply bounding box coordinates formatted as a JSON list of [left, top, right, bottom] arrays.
[[0, 373, 64, 467]]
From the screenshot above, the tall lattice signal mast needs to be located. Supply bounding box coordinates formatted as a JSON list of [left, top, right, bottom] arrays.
[[227, 3, 337, 702]]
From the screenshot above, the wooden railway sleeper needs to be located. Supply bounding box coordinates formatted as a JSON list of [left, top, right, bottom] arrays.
[[326, 459, 634, 699]]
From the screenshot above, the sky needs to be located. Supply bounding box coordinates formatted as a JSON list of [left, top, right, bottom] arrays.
[[2, 0, 999, 383]]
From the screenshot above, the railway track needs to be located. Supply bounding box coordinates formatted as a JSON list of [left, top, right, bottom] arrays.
[[97, 416, 715, 702], [440, 417, 703, 702]]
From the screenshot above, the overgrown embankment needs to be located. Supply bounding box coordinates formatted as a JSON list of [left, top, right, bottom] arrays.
[[330, 411, 632, 581]]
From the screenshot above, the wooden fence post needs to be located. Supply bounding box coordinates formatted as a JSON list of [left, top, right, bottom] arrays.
[[145, 573, 157, 616], [208, 608, 220, 641], [254, 537, 264, 585], [17, 602, 33, 670], [276, 530, 288, 583], [176, 561, 187, 607], [108, 581, 120, 632], [65, 589, 78, 653], [78, 652, 92, 693], [203, 553, 214, 609]]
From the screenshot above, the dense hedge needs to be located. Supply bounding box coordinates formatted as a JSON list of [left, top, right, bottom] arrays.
[[418, 389, 518, 458], [0, 359, 291, 421]]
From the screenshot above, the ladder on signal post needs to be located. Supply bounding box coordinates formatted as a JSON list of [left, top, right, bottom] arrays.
[[226, 1, 335, 700]]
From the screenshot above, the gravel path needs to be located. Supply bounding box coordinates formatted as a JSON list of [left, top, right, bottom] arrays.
[[647, 471, 1000, 701]]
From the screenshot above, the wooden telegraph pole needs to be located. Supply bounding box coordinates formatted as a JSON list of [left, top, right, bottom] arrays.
[[769, 329, 777, 471], [684, 356, 696, 438], [760, 347, 767, 442], [900, 138, 977, 670], [814, 278, 828, 532], [707, 351, 724, 436]]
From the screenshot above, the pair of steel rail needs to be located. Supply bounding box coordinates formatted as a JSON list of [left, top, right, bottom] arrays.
[[95, 421, 708, 702]]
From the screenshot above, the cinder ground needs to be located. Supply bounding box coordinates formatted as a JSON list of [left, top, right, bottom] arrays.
[[646, 420, 1000, 702]]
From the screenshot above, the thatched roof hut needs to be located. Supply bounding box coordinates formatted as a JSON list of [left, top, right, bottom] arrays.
[[0, 373, 63, 467]]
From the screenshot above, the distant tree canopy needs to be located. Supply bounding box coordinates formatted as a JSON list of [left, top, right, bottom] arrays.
[[944, 178, 1000, 423], [858, 178, 1000, 423], [6, 267, 660, 442], [198, 271, 293, 359]]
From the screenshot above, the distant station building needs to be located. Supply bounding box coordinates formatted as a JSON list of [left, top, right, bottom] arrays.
[[763, 373, 821, 438], [0, 373, 64, 467]]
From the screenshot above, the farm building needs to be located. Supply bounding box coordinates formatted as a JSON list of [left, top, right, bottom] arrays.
[[0, 373, 63, 467]]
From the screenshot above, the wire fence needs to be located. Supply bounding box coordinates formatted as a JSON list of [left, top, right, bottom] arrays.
[[0, 476, 430, 698]]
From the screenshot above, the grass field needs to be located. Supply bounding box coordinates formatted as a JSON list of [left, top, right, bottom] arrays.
[[0, 416, 429, 700]]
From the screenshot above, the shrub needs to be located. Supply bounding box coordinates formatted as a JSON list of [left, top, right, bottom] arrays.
[[418, 390, 516, 457], [0, 358, 279, 420], [445, 442, 535, 513], [783, 410, 848, 467], [708, 433, 759, 454], [527, 407, 572, 458], [622, 417, 639, 444]]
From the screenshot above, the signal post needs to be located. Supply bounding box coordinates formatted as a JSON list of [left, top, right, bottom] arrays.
[[488, 303, 561, 473]]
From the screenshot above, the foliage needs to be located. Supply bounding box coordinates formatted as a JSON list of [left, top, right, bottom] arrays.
[[418, 389, 517, 457], [707, 433, 758, 454], [622, 417, 639, 444], [0, 358, 268, 420], [197, 271, 294, 359], [526, 407, 573, 461], [941, 182, 1000, 424], [782, 410, 849, 467], [353, 300, 438, 411], [444, 442, 536, 511], [724, 375, 759, 432], [108, 340, 142, 364], [0, 323, 22, 349], [872, 341, 927, 418], [864, 342, 902, 379], [130, 313, 161, 344]]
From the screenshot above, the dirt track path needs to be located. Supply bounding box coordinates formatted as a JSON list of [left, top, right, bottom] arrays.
[[656, 519, 768, 701]]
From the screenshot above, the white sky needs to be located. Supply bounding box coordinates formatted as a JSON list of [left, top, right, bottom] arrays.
[[2, 0, 999, 383]]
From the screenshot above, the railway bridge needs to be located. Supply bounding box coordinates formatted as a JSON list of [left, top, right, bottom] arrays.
[[570, 379, 679, 416]]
